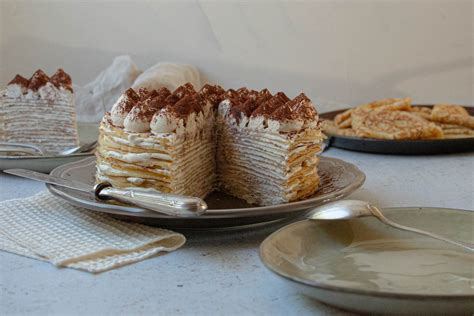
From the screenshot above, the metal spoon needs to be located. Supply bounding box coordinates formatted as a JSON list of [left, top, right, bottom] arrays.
[[307, 200, 473, 252]]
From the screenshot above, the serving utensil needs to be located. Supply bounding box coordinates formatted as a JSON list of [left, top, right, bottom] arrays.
[[307, 200, 474, 251], [0, 142, 44, 155], [0, 141, 97, 156], [4, 168, 207, 217]]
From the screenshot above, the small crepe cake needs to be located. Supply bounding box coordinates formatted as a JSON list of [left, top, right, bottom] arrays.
[[96, 84, 324, 206], [0, 69, 78, 153], [217, 88, 324, 205], [96, 84, 222, 198]]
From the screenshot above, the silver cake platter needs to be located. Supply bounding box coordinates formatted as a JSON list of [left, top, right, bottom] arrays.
[[46, 156, 365, 230]]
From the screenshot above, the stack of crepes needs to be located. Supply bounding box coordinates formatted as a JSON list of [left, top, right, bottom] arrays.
[[0, 69, 78, 153], [322, 98, 474, 140], [96, 84, 324, 206]]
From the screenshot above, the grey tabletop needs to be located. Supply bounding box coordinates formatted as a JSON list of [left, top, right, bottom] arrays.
[[1, 148, 473, 316]]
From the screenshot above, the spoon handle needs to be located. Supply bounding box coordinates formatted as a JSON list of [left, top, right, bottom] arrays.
[[368, 205, 474, 252]]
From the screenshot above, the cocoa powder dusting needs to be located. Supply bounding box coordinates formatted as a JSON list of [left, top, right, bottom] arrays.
[[199, 84, 225, 107], [257, 88, 272, 99], [274, 92, 290, 103], [50, 68, 73, 92], [116, 83, 317, 125], [173, 83, 195, 98], [169, 94, 203, 118], [137, 88, 150, 99], [142, 89, 159, 101], [127, 83, 205, 119], [146, 90, 170, 110], [229, 97, 261, 123], [130, 102, 159, 121], [173, 95, 194, 116], [8, 75, 29, 87], [251, 94, 286, 117], [164, 93, 180, 107], [116, 89, 139, 114], [225, 89, 238, 100], [225, 88, 317, 122], [124, 88, 140, 102], [157, 87, 172, 99], [269, 93, 316, 121], [27, 70, 50, 91]]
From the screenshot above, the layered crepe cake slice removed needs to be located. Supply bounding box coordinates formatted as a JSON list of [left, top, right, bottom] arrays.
[[0, 69, 79, 154], [216, 88, 324, 205], [96, 84, 225, 199]]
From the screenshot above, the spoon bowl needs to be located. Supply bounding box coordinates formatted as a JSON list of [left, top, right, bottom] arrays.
[[308, 199, 372, 220]]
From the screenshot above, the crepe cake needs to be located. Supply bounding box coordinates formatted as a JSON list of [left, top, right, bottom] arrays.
[[96, 84, 223, 199], [217, 88, 324, 205], [96, 84, 324, 206], [0, 69, 78, 154]]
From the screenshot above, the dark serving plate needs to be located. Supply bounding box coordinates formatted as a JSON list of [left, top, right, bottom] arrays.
[[319, 105, 474, 155]]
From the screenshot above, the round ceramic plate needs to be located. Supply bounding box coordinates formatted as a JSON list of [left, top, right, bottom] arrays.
[[320, 105, 474, 155], [0, 123, 98, 173], [260, 207, 474, 314], [46, 156, 365, 230]]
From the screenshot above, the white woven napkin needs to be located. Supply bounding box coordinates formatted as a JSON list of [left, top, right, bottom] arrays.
[[0, 192, 185, 273]]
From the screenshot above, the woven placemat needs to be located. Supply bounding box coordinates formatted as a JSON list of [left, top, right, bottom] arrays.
[[0, 192, 185, 273]]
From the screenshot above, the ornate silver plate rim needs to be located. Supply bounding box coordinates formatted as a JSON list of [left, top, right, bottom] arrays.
[[47, 156, 365, 219]]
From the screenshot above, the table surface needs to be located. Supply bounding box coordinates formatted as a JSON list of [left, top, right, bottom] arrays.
[[1, 148, 473, 316]]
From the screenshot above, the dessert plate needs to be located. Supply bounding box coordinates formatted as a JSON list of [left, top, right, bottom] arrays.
[[260, 207, 474, 315], [0, 123, 98, 173], [46, 156, 365, 230], [320, 105, 474, 155]]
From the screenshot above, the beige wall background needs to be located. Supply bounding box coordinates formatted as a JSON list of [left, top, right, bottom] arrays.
[[1, 0, 472, 114]]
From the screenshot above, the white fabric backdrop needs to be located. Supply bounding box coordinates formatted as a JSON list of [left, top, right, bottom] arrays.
[[1, 0, 472, 119]]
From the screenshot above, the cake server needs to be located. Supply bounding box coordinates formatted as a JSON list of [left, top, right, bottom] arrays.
[[3, 168, 208, 217]]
